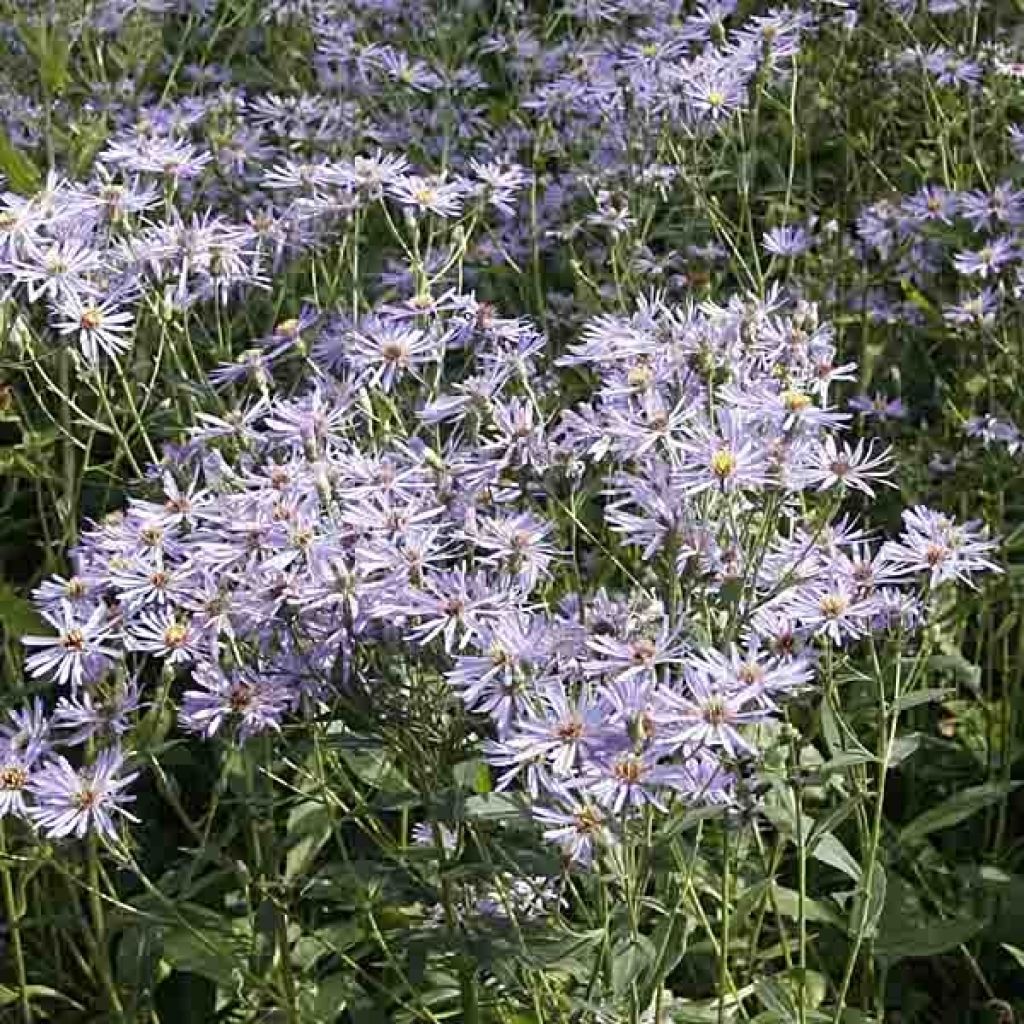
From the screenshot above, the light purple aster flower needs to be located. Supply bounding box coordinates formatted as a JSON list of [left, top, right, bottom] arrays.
[[180, 664, 292, 740], [52, 294, 135, 363], [584, 748, 682, 814], [952, 236, 1017, 279], [964, 415, 1021, 454], [475, 513, 557, 591], [881, 506, 1001, 587], [125, 609, 201, 665], [804, 436, 896, 497], [943, 288, 1000, 328], [763, 224, 813, 257], [848, 393, 906, 421], [653, 663, 773, 759], [0, 698, 51, 755], [503, 683, 608, 778], [23, 602, 119, 692], [53, 680, 143, 747], [30, 747, 139, 840], [0, 742, 44, 820], [534, 796, 610, 866]]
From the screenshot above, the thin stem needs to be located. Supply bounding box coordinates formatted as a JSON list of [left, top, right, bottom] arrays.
[[86, 832, 125, 1019], [0, 822, 32, 1024], [718, 826, 731, 1024]]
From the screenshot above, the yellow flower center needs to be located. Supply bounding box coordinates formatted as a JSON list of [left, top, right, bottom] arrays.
[[710, 448, 737, 479], [0, 765, 28, 790]]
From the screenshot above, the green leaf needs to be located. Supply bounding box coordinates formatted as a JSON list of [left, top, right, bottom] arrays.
[[888, 733, 922, 766], [15, 21, 71, 95], [0, 580, 46, 638], [157, 905, 250, 987], [0, 985, 83, 1010], [161, 929, 242, 987], [850, 866, 886, 939], [339, 746, 412, 793], [816, 751, 875, 777], [285, 800, 333, 882], [756, 970, 827, 1020], [0, 128, 41, 194], [875, 915, 983, 959], [891, 687, 955, 714], [928, 651, 981, 692], [1002, 944, 1024, 970], [453, 758, 492, 794], [810, 833, 862, 883], [875, 875, 983, 959], [302, 972, 353, 1022], [611, 935, 656, 997], [770, 885, 845, 928], [671, 985, 755, 1023], [524, 928, 604, 982], [464, 792, 526, 822], [900, 782, 1021, 844]]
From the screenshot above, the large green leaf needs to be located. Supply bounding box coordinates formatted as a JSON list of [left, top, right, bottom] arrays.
[[810, 833, 862, 884], [285, 799, 334, 882], [0, 129, 41, 194], [900, 782, 1021, 844], [875, 874, 984, 960], [0, 580, 46, 638], [0, 985, 83, 1011]]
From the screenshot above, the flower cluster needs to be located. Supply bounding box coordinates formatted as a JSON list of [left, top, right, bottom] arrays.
[[10, 287, 998, 855]]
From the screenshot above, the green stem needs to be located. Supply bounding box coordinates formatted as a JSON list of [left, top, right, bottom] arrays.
[[86, 832, 124, 1019], [794, 771, 808, 1024], [434, 824, 479, 1024], [832, 640, 904, 1022], [0, 822, 32, 1024], [718, 826, 731, 1024]]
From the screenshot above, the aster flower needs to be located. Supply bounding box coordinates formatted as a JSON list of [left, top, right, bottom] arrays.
[[348, 319, 440, 391], [386, 174, 466, 218], [447, 614, 549, 735], [964, 415, 1021, 454], [605, 397, 694, 459], [180, 664, 292, 740], [881, 507, 1001, 587], [584, 749, 681, 814], [675, 410, 773, 495], [943, 288, 1000, 328], [653, 664, 772, 759], [475, 513, 557, 591], [848, 393, 906, 421], [503, 683, 609, 777], [763, 224, 813, 257], [397, 568, 498, 652], [0, 698, 52, 755], [31, 573, 96, 616], [534, 796, 610, 866], [695, 644, 814, 702], [23, 602, 119, 692], [52, 293, 135, 363], [125, 609, 202, 664], [902, 185, 957, 224], [952, 236, 1018, 279], [469, 160, 528, 216], [10, 238, 102, 303], [30, 747, 139, 840], [411, 821, 458, 851], [804, 436, 895, 497], [53, 680, 143, 747], [0, 744, 40, 820], [583, 628, 687, 682], [681, 61, 748, 122], [784, 579, 879, 645]]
